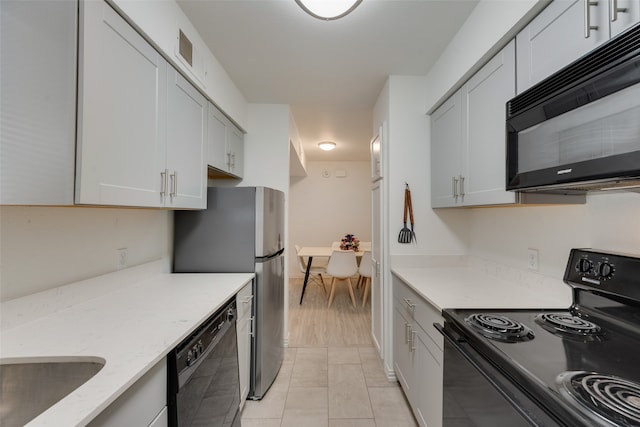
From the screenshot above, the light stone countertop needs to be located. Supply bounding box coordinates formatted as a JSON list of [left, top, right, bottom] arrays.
[[391, 265, 573, 312], [0, 261, 254, 426]]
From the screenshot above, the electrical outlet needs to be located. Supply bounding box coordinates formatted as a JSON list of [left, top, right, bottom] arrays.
[[527, 248, 539, 271], [116, 248, 128, 270]]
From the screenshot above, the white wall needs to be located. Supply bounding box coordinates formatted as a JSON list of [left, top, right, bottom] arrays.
[[0, 206, 171, 301], [384, 76, 469, 258], [289, 161, 372, 277], [468, 192, 640, 279]]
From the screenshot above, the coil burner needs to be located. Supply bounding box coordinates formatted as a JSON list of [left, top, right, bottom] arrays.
[[557, 371, 640, 426], [535, 313, 603, 341], [465, 314, 534, 343]]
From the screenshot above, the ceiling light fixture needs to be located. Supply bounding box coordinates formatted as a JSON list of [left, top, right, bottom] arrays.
[[318, 141, 337, 151], [295, 0, 363, 21]]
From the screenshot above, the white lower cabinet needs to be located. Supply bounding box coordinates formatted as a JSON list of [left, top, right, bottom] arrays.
[[393, 274, 444, 427], [88, 359, 167, 427], [236, 281, 254, 408]]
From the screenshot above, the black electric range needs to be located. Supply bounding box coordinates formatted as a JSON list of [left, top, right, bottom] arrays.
[[440, 249, 640, 426]]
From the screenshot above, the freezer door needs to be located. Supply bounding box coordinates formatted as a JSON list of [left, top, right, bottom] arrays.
[[250, 253, 284, 399], [173, 187, 257, 272], [255, 187, 285, 258]]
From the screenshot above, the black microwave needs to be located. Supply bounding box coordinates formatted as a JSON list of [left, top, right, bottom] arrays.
[[506, 23, 640, 194]]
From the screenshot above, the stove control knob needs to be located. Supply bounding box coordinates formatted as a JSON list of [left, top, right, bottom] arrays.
[[598, 262, 614, 279], [577, 258, 593, 274]]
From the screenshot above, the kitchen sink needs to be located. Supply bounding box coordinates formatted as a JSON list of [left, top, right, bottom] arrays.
[[0, 357, 105, 427]]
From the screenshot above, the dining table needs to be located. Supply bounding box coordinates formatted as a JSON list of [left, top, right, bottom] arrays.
[[297, 244, 370, 304]]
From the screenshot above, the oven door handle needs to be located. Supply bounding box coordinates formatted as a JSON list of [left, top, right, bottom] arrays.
[[434, 323, 546, 427]]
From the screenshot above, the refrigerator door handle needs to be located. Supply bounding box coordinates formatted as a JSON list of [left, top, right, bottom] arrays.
[[256, 247, 285, 262]]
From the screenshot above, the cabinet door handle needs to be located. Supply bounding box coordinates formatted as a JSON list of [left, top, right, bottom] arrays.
[[459, 175, 465, 197], [405, 322, 411, 344], [403, 297, 416, 312], [231, 152, 236, 169], [160, 169, 168, 198], [226, 152, 232, 168], [170, 171, 177, 198], [249, 316, 255, 337], [610, 0, 627, 21], [584, 0, 599, 38], [410, 330, 416, 352], [452, 176, 459, 198]]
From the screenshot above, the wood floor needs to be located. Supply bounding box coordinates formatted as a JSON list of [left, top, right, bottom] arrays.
[[288, 277, 373, 347], [240, 277, 418, 427]]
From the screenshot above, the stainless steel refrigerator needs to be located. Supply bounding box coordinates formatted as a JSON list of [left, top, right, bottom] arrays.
[[173, 186, 285, 400]]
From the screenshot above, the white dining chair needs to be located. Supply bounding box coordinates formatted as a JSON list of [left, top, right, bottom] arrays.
[[359, 251, 372, 307], [326, 250, 358, 308], [295, 245, 327, 296]]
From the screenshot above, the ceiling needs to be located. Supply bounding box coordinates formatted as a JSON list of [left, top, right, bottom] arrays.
[[176, 0, 480, 161]]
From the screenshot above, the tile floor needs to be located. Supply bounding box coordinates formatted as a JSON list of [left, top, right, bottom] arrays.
[[240, 279, 418, 427]]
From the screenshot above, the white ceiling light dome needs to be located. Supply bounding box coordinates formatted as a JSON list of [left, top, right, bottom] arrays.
[[318, 141, 337, 151], [295, 0, 364, 20]]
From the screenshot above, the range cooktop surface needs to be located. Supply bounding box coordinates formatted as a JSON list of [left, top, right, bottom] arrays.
[[443, 249, 640, 426]]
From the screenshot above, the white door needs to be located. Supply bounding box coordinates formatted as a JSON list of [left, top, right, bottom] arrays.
[[165, 67, 207, 209], [76, 0, 166, 206]]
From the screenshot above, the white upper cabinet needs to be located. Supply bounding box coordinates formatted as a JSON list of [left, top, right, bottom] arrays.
[[207, 105, 228, 173], [431, 40, 516, 208], [517, 0, 640, 93], [611, 0, 640, 36], [430, 91, 462, 208], [0, 0, 77, 205], [207, 103, 244, 179], [461, 40, 516, 206], [166, 68, 207, 209], [76, 0, 167, 207], [76, 1, 206, 208], [227, 125, 245, 178]]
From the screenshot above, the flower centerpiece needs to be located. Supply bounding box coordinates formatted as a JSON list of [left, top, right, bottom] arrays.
[[339, 234, 360, 251]]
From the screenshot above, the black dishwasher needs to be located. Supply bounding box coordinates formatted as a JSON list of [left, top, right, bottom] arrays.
[[167, 297, 240, 427]]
